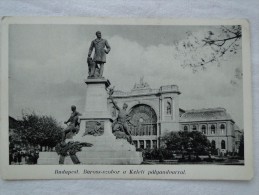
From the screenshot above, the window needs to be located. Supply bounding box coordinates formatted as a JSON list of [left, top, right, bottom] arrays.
[[144, 127, 147, 136], [221, 140, 226, 149], [133, 141, 138, 148], [166, 101, 172, 115], [146, 140, 151, 149], [148, 126, 151, 135], [211, 140, 216, 149], [152, 125, 157, 135], [139, 128, 142, 136], [184, 125, 188, 131], [139, 140, 144, 149], [152, 140, 157, 149], [140, 127, 144, 136], [220, 124, 225, 134], [202, 125, 206, 134], [211, 125, 216, 134], [192, 125, 197, 131]]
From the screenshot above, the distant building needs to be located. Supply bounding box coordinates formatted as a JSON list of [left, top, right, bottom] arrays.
[[109, 78, 242, 155], [180, 108, 240, 155]]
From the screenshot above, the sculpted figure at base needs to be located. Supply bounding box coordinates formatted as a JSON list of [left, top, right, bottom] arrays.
[[62, 105, 81, 140], [56, 105, 92, 164], [88, 31, 111, 78], [109, 91, 134, 144]]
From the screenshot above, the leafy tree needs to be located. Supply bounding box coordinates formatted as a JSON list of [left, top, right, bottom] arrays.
[[187, 131, 211, 159], [174, 25, 242, 73], [161, 131, 182, 151], [9, 118, 27, 149], [19, 112, 63, 149], [9, 129, 23, 149], [238, 134, 244, 159], [162, 131, 211, 160]]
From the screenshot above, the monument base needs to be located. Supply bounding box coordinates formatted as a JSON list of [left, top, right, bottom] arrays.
[[38, 142, 142, 165], [38, 120, 143, 165], [38, 78, 143, 165]]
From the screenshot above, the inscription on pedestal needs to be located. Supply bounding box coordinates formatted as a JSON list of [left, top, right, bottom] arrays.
[[82, 121, 104, 136]]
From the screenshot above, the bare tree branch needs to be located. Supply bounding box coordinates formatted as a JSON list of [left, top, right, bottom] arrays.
[[174, 25, 242, 72]]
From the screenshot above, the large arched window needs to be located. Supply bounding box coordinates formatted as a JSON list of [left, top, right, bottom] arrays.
[[211, 125, 216, 134], [211, 140, 216, 149], [202, 125, 206, 134], [192, 125, 197, 131], [128, 104, 157, 136], [221, 140, 226, 149], [220, 124, 225, 134], [184, 125, 188, 131]]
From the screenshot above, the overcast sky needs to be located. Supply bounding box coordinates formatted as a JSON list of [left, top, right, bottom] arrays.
[[9, 24, 243, 128]]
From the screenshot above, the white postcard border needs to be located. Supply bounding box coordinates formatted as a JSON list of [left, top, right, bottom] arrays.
[[0, 17, 253, 180]]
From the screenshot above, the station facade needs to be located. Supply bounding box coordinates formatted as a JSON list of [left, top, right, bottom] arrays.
[[109, 78, 242, 154]]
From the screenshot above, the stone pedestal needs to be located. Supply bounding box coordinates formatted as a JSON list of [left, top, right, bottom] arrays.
[[83, 79, 111, 119], [38, 78, 143, 165]]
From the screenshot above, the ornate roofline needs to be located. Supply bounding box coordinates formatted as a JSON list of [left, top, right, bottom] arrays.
[[111, 77, 180, 98], [180, 107, 235, 123], [183, 107, 227, 113], [112, 85, 180, 98]]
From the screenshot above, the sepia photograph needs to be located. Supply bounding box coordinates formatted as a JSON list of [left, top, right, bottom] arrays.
[[1, 17, 253, 180]]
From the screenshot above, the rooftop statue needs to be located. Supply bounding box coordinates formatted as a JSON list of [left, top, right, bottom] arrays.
[[132, 76, 150, 90]]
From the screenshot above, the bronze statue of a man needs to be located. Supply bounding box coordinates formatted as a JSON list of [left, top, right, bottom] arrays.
[[63, 105, 81, 140], [56, 105, 93, 164], [88, 31, 111, 78]]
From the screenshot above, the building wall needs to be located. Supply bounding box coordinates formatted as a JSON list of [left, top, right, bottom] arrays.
[[131, 136, 158, 149], [108, 83, 239, 154], [109, 94, 160, 120], [109, 85, 180, 148], [160, 90, 180, 136], [180, 121, 236, 154]]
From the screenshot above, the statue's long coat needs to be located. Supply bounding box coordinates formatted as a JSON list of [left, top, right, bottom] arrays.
[[88, 38, 111, 63]]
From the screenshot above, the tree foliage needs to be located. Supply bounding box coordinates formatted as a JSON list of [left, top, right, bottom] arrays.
[[19, 112, 63, 148], [238, 134, 244, 159], [162, 131, 211, 158], [175, 25, 242, 73], [9, 129, 23, 149]]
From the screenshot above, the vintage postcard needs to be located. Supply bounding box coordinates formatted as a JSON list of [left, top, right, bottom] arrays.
[[0, 17, 253, 180]]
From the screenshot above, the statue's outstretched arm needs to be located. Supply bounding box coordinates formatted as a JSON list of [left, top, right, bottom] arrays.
[[110, 97, 120, 111]]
